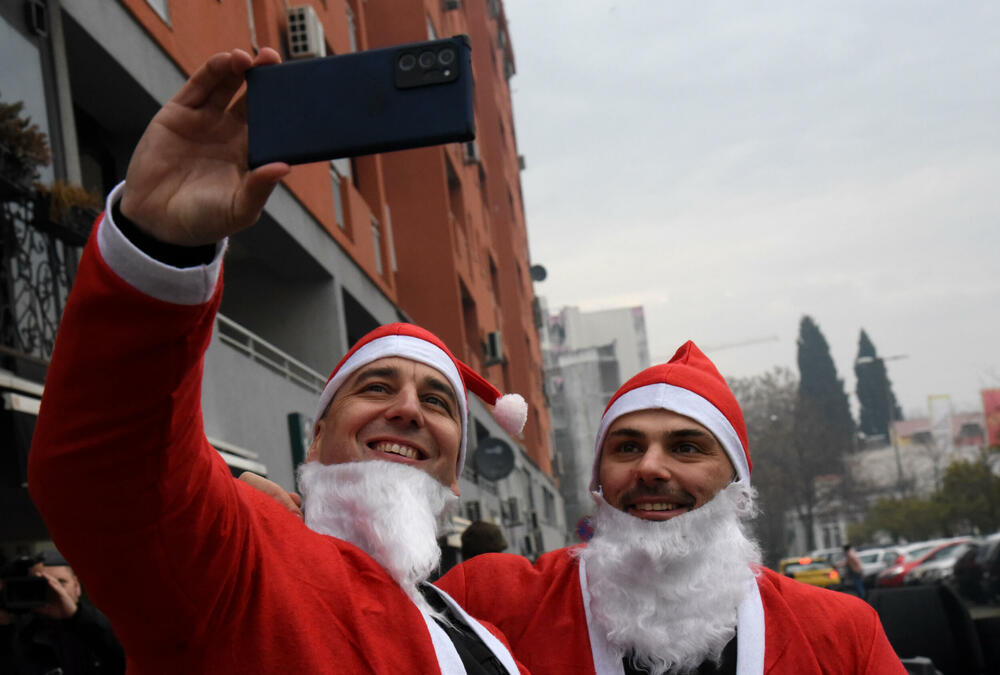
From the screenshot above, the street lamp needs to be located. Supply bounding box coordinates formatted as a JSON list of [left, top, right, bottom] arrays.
[[855, 354, 908, 495]]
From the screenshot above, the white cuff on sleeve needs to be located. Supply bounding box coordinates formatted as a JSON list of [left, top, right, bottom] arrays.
[[96, 182, 227, 306]]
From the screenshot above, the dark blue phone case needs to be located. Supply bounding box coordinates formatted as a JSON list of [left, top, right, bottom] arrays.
[[247, 36, 475, 168]]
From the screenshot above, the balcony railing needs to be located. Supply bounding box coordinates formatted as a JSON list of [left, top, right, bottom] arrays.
[[0, 190, 92, 375], [0, 186, 326, 400], [215, 314, 326, 395]]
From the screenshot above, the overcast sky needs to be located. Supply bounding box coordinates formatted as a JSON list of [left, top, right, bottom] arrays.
[[503, 0, 999, 417]]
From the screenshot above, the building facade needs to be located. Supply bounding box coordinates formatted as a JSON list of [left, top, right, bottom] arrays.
[[0, 0, 564, 560], [541, 303, 649, 537]]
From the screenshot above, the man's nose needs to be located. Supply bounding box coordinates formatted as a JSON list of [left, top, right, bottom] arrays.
[[384, 386, 424, 426], [635, 445, 672, 484]]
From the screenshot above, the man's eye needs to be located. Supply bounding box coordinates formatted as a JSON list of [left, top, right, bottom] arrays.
[[423, 395, 450, 412], [616, 442, 642, 454], [363, 383, 389, 394], [674, 442, 701, 454]]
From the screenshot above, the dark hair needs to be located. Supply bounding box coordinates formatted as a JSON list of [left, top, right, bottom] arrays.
[[461, 521, 508, 560]]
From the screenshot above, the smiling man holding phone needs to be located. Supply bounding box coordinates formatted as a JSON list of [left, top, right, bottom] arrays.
[[28, 46, 526, 674]]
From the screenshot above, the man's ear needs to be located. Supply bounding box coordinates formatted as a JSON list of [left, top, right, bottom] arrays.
[[305, 420, 323, 463]]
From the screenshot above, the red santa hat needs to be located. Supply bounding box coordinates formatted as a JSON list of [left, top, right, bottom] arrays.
[[591, 340, 751, 491], [313, 323, 527, 476]]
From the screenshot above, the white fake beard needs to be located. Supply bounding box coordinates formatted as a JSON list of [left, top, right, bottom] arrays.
[[297, 460, 458, 615], [578, 483, 762, 675]]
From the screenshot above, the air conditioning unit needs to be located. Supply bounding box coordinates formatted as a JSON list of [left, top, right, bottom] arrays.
[[485, 330, 503, 364], [462, 140, 480, 165], [442, 0, 461, 10], [286, 6, 326, 59]]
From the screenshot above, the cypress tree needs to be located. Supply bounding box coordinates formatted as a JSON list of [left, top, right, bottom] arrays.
[[792, 316, 855, 549], [795, 316, 855, 460], [854, 329, 903, 439]]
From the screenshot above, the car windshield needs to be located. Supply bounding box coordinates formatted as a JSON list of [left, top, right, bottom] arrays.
[[786, 561, 831, 573], [903, 545, 936, 562], [922, 543, 968, 563], [859, 552, 881, 563]]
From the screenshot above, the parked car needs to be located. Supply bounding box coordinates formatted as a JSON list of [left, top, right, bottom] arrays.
[[950, 532, 1000, 603], [978, 532, 1000, 602], [806, 547, 847, 577], [905, 540, 978, 587], [856, 547, 897, 587], [779, 556, 841, 588], [875, 539, 970, 588]]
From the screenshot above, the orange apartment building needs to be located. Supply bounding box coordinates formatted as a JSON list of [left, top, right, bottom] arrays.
[[0, 0, 566, 558]]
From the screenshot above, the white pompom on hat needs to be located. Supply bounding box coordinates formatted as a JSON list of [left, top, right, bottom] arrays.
[[314, 323, 528, 477]]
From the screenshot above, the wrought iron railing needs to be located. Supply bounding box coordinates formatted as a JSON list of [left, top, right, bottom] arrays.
[[0, 189, 94, 373]]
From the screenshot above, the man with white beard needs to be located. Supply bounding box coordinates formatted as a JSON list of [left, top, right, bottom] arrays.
[[28, 47, 528, 674], [436, 343, 906, 674]]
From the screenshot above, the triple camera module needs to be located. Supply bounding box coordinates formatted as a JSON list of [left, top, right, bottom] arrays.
[[394, 41, 460, 89]]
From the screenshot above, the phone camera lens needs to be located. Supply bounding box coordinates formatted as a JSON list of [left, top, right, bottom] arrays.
[[418, 51, 436, 69], [437, 49, 456, 67], [399, 54, 417, 71]]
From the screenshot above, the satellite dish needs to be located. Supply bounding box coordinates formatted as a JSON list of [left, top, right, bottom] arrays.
[[472, 437, 515, 481], [529, 264, 547, 282]]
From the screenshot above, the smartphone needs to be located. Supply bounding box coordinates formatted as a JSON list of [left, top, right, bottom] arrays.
[[247, 36, 475, 168]]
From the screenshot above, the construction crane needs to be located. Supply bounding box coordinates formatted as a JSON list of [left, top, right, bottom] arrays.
[[701, 335, 780, 354], [650, 335, 779, 364]]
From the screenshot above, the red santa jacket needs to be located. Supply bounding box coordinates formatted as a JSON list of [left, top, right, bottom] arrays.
[[436, 547, 906, 674], [29, 200, 523, 674]]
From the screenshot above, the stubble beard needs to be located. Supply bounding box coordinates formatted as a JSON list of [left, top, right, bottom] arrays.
[[297, 460, 458, 615], [578, 483, 762, 675]]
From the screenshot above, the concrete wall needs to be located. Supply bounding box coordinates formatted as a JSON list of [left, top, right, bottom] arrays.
[[561, 306, 650, 384]]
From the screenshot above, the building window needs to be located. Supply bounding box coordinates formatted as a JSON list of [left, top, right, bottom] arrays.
[[384, 206, 397, 272], [542, 487, 556, 523], [466, 501, 482, 522], [145, 0, 170, 23], [371, 216, 382, 274], [345, 3, 358, 52], [329, 162, 345, 230]]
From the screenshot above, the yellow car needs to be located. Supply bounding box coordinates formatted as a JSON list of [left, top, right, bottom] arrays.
[[779, 556, 841, 588]]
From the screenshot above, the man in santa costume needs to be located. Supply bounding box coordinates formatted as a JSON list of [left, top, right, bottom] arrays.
[[28, 47, 529, 674], [435, 343, 906, 674]]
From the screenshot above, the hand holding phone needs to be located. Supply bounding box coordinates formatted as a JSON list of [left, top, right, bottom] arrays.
[[247, 36, 476, 167]]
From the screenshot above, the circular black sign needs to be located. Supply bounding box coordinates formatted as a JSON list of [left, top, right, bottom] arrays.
[[472, 437, 515, 481]]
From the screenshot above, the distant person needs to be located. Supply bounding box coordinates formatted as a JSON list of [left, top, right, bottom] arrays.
[[844, 543, 866, 599], [462, 521, 509, 560], [0, 550, 124, 674]]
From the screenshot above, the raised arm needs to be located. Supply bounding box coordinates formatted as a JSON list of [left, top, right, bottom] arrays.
[[27, 48, 290, 658]]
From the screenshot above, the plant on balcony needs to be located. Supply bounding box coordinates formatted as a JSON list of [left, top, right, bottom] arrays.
[[33, 180, 102, 245], [0, 94, 51, 196]]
